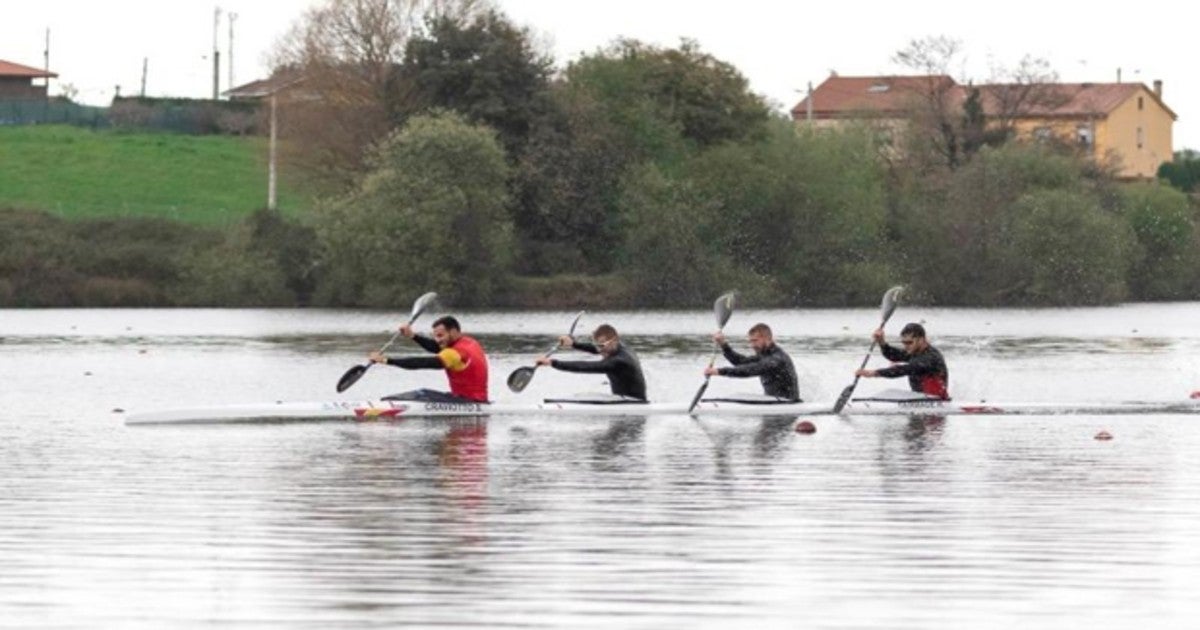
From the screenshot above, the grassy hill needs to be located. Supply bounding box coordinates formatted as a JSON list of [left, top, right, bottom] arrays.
[[0, 125, 311, 226]]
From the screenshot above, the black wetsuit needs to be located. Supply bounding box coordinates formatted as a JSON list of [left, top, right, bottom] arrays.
[[551, 340, 647, 401], [876, 343, 950, 399], [716, 343, 800, 401]]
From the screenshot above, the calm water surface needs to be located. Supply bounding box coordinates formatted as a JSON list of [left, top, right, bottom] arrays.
[[3, 305, 1200, 628]]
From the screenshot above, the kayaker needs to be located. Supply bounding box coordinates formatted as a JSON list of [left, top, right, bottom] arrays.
[[854, 322, 949, 400], [536, 324, 647, 401], [703, 323, 800, 401], [369, 315, 489, 402]]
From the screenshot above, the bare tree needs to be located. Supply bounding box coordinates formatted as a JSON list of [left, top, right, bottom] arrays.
[[893, 36, 1062, 170], [892, 36, 968, 169], [269, 0, 488, 191], [981, 55, 1066, 140]]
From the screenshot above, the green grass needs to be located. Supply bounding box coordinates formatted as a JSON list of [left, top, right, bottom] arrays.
[[0, 125, 312, 226]]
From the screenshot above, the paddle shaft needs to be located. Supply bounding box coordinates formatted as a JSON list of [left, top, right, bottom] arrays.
[[339, 297, 434, 392], [687, 331, 727, 412], [507, 311, 587, 393], [376, 330, 403, 355], [845, 339, 879, 390], [373, 311, 426, 360], [832, 297, 900, 412], [687, 292, 738, 413]]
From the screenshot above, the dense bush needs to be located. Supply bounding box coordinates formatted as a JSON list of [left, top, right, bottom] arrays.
[[313, 111, 514, 308], [896, 144, 1135, 305], [682, 122, 893, 305], [616, 165, 718, 306], [1117, 183, 1199, 300], [0, 207, 319, 307]]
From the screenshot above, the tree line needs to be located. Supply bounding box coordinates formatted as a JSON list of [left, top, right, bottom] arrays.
[[3, 2, 1198, 308]]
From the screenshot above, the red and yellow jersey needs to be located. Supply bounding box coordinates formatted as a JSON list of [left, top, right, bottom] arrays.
[[437, 335, 489, 402]]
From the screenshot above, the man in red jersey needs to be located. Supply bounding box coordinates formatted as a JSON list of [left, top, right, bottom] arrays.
[[369, 315, 490, 403]]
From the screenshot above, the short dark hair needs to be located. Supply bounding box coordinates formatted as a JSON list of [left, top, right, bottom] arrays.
[[748, 323, 772, 337], [432, 316, 461, 331], [900, 323, 926, 338], [592, 324, 618, 339]]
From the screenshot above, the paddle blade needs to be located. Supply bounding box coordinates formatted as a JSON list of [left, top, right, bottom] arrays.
[[507, 366, 537, 393], [832, 383, 856, 414], [713, 291, 738, 328], [410, 291, 438, 323], [687, 376, 712, 413], [880, 285, 904, 323], [567, 310, 586, 336], [336, 363, 369, 393]]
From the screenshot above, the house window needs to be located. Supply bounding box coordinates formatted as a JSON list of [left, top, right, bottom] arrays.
[[868, 83, 890, 93], [1034, 126, 1053, 142], [1137, 127, 1144, 149], [1138, 96, 1144, 110], [1076, 124, 1094, 148]]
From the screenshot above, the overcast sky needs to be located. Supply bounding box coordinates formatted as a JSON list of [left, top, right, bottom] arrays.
[[3, 0, 1195, 150]]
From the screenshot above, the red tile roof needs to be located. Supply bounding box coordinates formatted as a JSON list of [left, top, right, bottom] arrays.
[[793, 75, 1177, 121], [0, 59, 57, 79], [792, 75, 958, 119], [976, 82, 1177, 119]]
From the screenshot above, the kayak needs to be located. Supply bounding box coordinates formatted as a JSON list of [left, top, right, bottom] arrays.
[[124, 391, 1200, 425]]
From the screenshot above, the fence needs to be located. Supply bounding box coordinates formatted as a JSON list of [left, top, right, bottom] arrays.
[[0, 99, 109, 128], [0, 98, 263, 135]]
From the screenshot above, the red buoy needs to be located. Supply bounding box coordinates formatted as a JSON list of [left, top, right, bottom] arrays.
[[1094, 430, 1113, 441], [795, 421, 817, 434]]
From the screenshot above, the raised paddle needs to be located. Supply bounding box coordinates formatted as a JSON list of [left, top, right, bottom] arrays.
[[336, 291, 438, 393], [506, 310, 586, 393], [831, 285, 904, 413], [686, 291, 739, 413]]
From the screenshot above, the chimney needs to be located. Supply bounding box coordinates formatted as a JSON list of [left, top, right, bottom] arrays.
[[1153, 80, 1163, 98]]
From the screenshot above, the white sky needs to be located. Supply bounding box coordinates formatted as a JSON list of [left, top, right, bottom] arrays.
[[2, 0, 1195, 150]]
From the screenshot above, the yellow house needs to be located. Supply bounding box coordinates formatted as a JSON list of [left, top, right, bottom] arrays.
[[792, 74, 1177, 179]]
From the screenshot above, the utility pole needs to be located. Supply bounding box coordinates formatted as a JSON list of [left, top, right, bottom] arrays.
[[212, 6, 222, 99], [42, 28, 50, 120], [228, 12, 238, 90], [141, 58, 148, 96], [268, 93, 278, 210], [43, 28, 50, 88], [806, 81, 813, 122]]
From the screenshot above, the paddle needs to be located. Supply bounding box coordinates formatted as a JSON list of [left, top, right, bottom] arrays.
[[335, 291, 438, 393], [506, 310, 586, 393], [686, 291, 739, 413], [831, 285, 904, 413]]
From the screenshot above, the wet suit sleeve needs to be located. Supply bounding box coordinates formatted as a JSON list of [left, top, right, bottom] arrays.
[[412, 334, 441, 354], [385, 356, 444, 370], [551, 356, 617, 374], [720, 343, 753, 365], [571, 341, 600, 355], [875, 352, 939, 378], [717, 353, 779, 378], [879, 342, 908, 363]]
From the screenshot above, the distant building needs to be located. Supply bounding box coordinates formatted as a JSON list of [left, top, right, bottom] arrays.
[[792, 74, 1176, 180], [223, 70, 309, 102], [0, 58, 57, 100]]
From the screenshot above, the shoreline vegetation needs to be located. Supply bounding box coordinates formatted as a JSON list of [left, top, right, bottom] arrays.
[[3, 117, 1199, 309], [4, 17, 1200, 308]]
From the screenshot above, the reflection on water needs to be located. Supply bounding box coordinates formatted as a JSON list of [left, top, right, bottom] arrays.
[[3, 306, 1200, 628]]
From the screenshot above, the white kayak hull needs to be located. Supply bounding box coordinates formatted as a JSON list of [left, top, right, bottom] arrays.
[[125, 396, 1200, 425]]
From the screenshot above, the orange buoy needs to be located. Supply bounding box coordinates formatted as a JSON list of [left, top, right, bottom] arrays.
[[795, 420, 817, 434], [1094, 430, 1113, 441]]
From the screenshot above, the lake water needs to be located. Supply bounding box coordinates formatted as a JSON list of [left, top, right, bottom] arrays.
[[3, 304, 1200, 629]]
